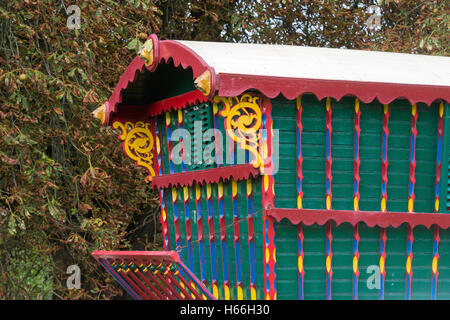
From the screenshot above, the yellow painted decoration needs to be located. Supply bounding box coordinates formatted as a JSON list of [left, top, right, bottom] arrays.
[[224, 285, 230, 300], [326, 195, 331, 210], [194, 70, 212, 97], [432, 256, 438, 274], [273, 248, 276, 262], [112, 121, 156, 182], [196, 185, 201, 200], [92, 103, 106, 125], [162, 209, 166, 222], [354, 196, 358, 211], [232, 180, 237, 197], [237, 286, 243, 300], [156, 136, 161, 154], [353, 256, 358, 273], [177, 109, 183, 123], [251, 287, 256, 300], [263, 175, 268, 192], [296, 96, 301, 110], [326, 97, 331, 111], [138, 38, 154, 67], [406, 256, 411, 274], [408, 198, 414, 213], [381, 198, 386, 212], [380, 256, 385, 274], [435, 199, 439, 212], [165, 112, 171, 126], [355, 98, 360, 113], [297, 195, 302, 210], [213, 284, 219, 299], [439, 102, 444, 118], [218, 182, 224, 198], [265, 248, 269, 263], [247, 179, 252, 196], [183, 186, 189, 201], [214, 94, 263, 171], [207, 183, 212, 198], [412, 104, 417, 116], [383, 104, 389, 115], [298, 256, 303, 273], [266, 293, 270, 300], [326, 256, 331, 273], [172, 187, 177, 201]]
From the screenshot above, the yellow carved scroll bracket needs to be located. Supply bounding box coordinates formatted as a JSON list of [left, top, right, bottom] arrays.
[[138, 38, 154, 67], [214, 94, 264, 172], [112, 121, 156, 182]]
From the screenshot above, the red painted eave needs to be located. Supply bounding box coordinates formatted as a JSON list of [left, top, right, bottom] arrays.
[[103, 34, 450, 125]]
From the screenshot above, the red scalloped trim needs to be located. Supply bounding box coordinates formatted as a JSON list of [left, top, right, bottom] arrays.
[[146, 90, 209, 117], [152, 164, 259, 189], [106, 56, 147, 123], [218, 74, 450, 106], [267, 208, 450, 230], [110, 90, 209, 123]]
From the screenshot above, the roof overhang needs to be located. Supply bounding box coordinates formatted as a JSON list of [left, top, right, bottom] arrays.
[[96, 34, 450, 125]]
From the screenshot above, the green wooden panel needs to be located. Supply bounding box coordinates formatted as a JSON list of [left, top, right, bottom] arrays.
[[176, 187, 188, 270], [387, 101, 411, 213], [414, 103, 438, 213], [164, 187, 176, 254], [331, 222, 353, 299], [302, 96, 327, 210], [274, 220, 298, 300], [357, 223, 381, 300], [437, 227, 450, 299], [198, 184, 212, 293], [187, 186, 200, 278], [439, 102, 450, 213], [330, 97, 354, 211], [183, 102, 216, 171], [411, 226, 433, 300], [303, 224, 327, 299], [359, 101, 383, 212], [209, 182, 225, 300], [272, 97, 297, 209], [384, 226, 407, 299]]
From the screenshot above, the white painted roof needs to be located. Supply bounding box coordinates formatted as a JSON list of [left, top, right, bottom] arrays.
[[178, 40, 450, 87]]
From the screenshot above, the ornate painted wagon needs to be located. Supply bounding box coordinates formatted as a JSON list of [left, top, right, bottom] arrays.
[[92, 34, 450, 300]]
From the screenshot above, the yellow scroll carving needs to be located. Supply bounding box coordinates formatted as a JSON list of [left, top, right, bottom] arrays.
[[112, 121, 156, 182], [214, 94, 263, 171]]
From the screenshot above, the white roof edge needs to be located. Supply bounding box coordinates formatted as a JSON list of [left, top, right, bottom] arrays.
[[177, 40, 450, 87]]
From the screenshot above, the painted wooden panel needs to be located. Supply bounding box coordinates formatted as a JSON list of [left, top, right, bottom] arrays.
[[331, 222, 353, 300], [358, 101, 383, 212], [437, 227, 450, 299], [274, 221, 298, 300], [357, 223, 381, 299], [303, 224, 327, 300]]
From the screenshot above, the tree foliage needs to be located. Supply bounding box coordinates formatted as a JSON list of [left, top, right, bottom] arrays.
[[0, 0, 447, 299]]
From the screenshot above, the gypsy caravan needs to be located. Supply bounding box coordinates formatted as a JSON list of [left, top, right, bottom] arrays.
[[92, 34, 450, 300]]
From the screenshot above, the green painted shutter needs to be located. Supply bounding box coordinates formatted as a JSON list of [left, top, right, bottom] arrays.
[[183, 102, 215, 171]]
